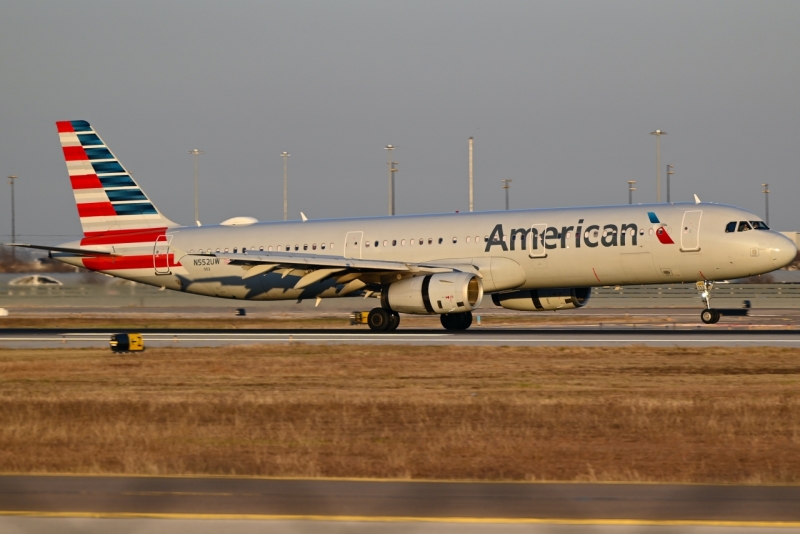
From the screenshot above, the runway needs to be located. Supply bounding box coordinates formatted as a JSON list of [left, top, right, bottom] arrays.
[[2, 474, 799, 527], [2, 326, 800, 347]]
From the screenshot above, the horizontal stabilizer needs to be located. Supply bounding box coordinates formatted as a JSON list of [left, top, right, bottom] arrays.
[[5, 243, 120, 256]]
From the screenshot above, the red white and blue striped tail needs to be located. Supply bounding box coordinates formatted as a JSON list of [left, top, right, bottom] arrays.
[[56, 120, 178, 237]]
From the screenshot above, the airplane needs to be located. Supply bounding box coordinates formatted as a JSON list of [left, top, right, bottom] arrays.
[[8, 120, 797, 331]]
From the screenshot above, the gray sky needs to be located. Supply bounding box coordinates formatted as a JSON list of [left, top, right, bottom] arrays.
[[1, 1, 799, 244]]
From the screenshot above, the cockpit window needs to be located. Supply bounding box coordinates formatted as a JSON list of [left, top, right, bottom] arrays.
[[725, 221, 736, 233], [738, 221, 753, 232], [750, 221, 770, 230]]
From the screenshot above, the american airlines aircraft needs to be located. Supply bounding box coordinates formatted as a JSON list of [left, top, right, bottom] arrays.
[[10, 121, 797, 331]]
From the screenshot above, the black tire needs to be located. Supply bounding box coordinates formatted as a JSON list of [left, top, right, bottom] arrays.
[[368, 308, 391, 331], [700, 309, 720, 324], [440, 314, 457, 330], [441, 312, 472, 331], [387, 312, 401, 331]]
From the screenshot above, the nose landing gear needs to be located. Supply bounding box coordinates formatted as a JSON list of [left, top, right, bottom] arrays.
[[697, 280, 720, 324]]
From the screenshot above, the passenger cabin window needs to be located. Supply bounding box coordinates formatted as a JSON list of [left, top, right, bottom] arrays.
[[725, 221, 737, 233], [419, 239, 424, 246], [375, 241, 379, 247], [750, 221, 770, 230], [452, 237, 458, 244], [392, 240, 397, 246], [438, 237, 443, 244], [259, 246, 264, 251], [427, 238, 432, 245], [738, 221, 753, 232], [233, 247, 238, 253], [312, 244, 317, 250], [321, 244, 326, 250]]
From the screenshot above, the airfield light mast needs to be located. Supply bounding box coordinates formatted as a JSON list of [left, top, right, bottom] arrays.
[[8, 175, 16, 258], [281, 152, 290, 221], [666, 164, 674, 203], [188, 149, 204, 226], [385, 145, 397, 216], [650, 130, 666, 202], [628, 180, 636, 205], [502, 179, 512, 210], [762, 183, 770, 226], [469, 137, 474, 212]]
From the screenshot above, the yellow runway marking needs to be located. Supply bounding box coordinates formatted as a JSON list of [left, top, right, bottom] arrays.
[[1, 511, 800, 528]]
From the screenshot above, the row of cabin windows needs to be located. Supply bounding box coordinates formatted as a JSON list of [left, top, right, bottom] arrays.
[[725, 220, 770, 233], [187, 228, 645, 255]]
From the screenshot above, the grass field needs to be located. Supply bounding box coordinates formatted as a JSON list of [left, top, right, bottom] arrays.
[[0, 312, 681, 330], [1, 344, 798, 483]]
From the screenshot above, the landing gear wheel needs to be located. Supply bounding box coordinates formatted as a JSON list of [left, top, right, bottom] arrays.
[[440, 311, 473, 331], [701, 309, 720, 324], [387, 312, 400, 331], [368, 308, 391, 331]]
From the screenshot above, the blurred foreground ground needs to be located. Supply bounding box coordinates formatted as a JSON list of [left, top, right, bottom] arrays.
[[1, 344, 798, 483]]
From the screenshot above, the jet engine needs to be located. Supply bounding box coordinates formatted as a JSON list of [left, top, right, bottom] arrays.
[[491, 288, 591, 311], [384, 273, 484, 315]]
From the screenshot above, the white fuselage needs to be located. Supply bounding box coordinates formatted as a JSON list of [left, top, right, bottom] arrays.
[[54, 202, 796, 303]]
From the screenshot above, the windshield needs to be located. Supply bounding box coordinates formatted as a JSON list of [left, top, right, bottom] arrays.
[[738, 221, 753, 232], [750, 221, 770, 230]]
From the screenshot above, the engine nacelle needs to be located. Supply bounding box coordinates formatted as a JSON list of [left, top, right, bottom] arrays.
[[491, 288, 591, 311], [384, 273, 484, 315]]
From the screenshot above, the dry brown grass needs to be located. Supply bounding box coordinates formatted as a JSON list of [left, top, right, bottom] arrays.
[[1, 344, 799, 483], [0, 312, 674, 330]]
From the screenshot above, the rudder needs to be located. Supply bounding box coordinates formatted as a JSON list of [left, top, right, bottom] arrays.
[[56, 120, 178, 236]]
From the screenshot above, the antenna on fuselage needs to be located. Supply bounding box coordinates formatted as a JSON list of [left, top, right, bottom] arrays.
[[693, 194, 701, 204]]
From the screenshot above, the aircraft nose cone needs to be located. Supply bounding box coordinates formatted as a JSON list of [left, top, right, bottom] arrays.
[[769, 233, 797, 268]]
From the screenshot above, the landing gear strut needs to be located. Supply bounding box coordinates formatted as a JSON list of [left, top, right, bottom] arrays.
[[441, 311, 473, 331], [367, 308, 400, 332], [697, 280, 720, 324]]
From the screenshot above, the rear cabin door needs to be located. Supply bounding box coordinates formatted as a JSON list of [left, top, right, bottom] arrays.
[[154, 234, 172, 274], [680, 210, 702, 251], [344, 231, 364, 259]]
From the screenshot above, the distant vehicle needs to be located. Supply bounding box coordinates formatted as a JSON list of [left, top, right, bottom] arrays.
[[8, 121, 797, 330]]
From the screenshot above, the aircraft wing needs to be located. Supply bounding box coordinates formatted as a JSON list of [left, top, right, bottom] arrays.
[[183, 251, 478, 292]]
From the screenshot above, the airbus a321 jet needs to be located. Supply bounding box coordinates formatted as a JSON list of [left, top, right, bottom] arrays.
[[9, 121, 797, 331]]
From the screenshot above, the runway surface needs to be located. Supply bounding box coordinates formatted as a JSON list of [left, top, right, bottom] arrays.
[[2, 475, 800, 526], [2, 326, 800, 347]]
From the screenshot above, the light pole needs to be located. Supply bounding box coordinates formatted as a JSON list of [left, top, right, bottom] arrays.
[[627, 180, 636, 205], [650, 130, 667, 202], [8, 175, 16, 257], [385, 145, 397, 215], [188, 149, 204, 226], [281, 152, 290, 221], [469, 137, 474, 212], [666, 164, 674, 203], [762, 183, 770, 225], [501, 179, 512, 210]]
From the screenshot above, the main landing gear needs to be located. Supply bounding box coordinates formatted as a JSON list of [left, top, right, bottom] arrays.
[[697, 280, 721, 324], [440, 311, 473, 331], [367, 308, 400, 332]]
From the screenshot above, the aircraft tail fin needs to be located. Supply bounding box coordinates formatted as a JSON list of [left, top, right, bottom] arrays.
[[56, 120, 179, 236]]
